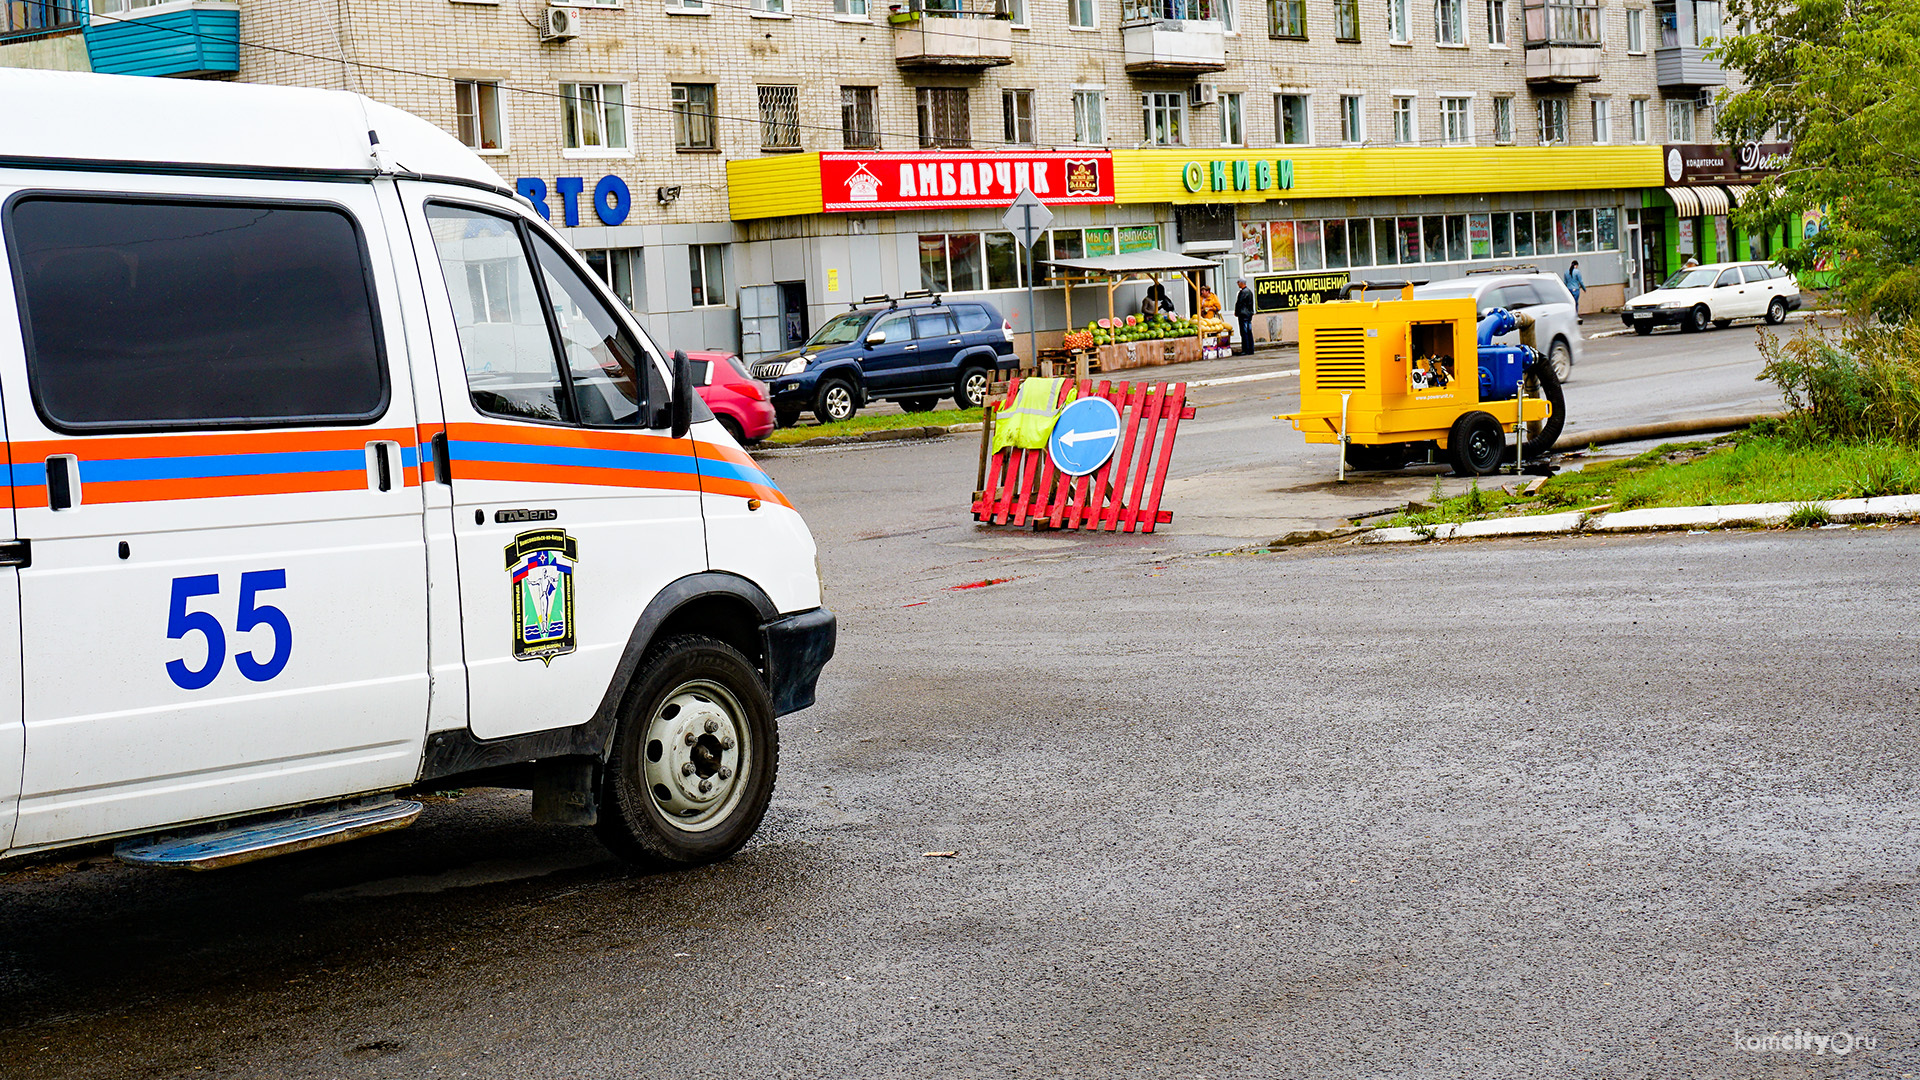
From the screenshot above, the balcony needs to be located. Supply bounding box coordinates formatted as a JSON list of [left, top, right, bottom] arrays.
[[86, 0, 238, 78], [1653, 0, 1727, 89], [1121, 0, 1227, 75], [890, 0, 1013, 71], [1655, 46, 1726, 89], [1522, 0, 1601, 84]]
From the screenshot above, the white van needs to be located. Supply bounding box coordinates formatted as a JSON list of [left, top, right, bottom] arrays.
[[0, 70, 833, 870]]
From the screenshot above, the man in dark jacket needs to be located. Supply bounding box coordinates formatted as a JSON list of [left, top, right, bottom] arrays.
[[1235, 279, 1255, 355]]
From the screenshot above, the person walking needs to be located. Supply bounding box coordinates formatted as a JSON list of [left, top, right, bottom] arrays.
[[1563, 260, 1585, 324], [1235, 278, 1255, 355]]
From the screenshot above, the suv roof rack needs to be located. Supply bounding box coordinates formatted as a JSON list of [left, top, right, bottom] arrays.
[[850, 290, 942, 312]]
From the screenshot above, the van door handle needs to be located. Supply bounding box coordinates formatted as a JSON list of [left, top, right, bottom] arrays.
[[45, 455, 78, 511], [366, 441, 399, 492], [431, 433, 452, 484], [0, 540, 28, 568]]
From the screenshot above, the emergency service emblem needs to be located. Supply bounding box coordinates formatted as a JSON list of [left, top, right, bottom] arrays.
[[504, 528, 577, 665]]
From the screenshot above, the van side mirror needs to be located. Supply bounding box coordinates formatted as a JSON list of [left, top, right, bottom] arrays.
[[670, 350, 693, 439], [865, 331, 887, 347]]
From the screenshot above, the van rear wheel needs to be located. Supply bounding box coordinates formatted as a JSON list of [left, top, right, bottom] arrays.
[[595, 635, 778, 868]]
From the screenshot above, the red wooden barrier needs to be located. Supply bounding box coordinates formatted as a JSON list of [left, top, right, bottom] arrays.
[[971, 378, 1196, 533]]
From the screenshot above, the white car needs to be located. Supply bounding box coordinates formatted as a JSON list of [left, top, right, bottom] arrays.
[[1413, 271, 1583, 382], [1621, 261, 1802, 334]]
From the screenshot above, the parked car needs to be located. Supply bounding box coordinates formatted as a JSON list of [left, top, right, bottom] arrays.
[[1619, 261, 1802, 334], [1411, 271, 1583, 381], [690, 350, 775, 445], [752, 298, 1018, 425]]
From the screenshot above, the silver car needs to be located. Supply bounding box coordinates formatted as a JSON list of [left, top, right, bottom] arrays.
[[1413, 271, 1583, 382]]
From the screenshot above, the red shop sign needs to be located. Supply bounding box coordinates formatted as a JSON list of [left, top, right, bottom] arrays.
[[820, 151, 1115, 213]]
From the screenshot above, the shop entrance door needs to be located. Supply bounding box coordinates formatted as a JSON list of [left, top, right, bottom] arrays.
[[779, 281, 809, 348], [738, 283, 783, 361], [1625, 224, 1642, 296], [1641, 210, 1668, 290]]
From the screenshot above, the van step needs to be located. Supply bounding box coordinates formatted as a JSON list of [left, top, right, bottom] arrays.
[[115, 800, 423, 871]]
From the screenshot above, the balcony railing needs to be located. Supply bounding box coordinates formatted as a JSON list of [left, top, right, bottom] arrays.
[[1522, 0, 1600, 83], [891, 0, 1014, 69], [2, 0, 83, 40], [1120, 0, 1226, 72], [1121, 0, 1224, 22]]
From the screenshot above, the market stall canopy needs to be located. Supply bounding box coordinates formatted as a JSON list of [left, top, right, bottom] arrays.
[[1039, 249, 1222, 275]]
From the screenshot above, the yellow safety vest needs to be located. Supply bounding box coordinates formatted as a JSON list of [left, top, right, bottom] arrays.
[[991, 377, 1077, 453]]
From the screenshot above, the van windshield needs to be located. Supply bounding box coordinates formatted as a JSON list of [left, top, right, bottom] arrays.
[[806, 311, 872, 349], [1661, 268, 1720, 290]]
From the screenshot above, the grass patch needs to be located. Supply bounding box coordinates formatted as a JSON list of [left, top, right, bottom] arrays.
[[760, 406, 983, 446], [1383, 433, 1920, 528]]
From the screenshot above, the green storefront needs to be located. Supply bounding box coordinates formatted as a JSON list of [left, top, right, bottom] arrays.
[[1643, 142, 1824, 288]]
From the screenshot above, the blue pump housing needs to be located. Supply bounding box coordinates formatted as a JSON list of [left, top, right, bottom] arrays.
[[1476, 306, 1530, 401]]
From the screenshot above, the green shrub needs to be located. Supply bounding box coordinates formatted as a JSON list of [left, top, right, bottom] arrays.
[[1761, 321, 1920, 445]]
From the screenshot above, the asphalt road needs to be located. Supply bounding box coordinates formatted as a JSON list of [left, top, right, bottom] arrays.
[[7, 319, 1915, 1079]]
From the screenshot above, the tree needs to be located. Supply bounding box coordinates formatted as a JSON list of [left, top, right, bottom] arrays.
[[1716, 0, 1920, 321]]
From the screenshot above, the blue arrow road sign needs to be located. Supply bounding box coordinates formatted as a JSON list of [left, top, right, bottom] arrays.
[[1047, 396, 1122, 477]]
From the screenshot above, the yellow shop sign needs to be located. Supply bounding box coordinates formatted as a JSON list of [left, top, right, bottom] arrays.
[[1181, 158, 1295, 194]]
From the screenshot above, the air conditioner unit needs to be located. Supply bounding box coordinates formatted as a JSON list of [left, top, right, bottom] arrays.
[[540, 6, 580, 41], [1694, 89, 1714, 109], [1189, 82, 1219, 107]]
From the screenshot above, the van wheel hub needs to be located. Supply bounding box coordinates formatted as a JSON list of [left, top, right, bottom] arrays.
[[643, 681, 745, 825]]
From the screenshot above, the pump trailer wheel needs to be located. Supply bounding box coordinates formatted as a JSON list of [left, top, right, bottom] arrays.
[[1447, 412, 1507, 477]]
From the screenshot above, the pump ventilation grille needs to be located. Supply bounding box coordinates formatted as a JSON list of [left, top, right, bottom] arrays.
[[1313, 327, 1368, 390]]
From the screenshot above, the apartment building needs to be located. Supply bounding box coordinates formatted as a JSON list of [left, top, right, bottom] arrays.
[[3, 0, 1797, 357]]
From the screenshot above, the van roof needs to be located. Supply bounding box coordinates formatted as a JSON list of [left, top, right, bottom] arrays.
[[0, 69, 506, 191]]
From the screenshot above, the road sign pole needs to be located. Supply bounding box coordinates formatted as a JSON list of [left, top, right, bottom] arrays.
[[1024, 204, 1039, 375]]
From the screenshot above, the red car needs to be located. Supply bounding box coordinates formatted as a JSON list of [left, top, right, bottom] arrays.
[[689, 350, 775, 445]]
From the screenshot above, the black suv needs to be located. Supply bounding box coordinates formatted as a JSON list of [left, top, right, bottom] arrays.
[[751, 299, 1018, 425]]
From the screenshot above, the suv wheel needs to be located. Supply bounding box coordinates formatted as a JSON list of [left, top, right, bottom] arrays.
[[899, 395, 940, 414], [814, 377, 857, 424], [956, 366, 991, 410]]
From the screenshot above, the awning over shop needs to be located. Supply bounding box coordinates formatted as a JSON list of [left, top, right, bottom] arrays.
[[1039, 248, 1222, 274], [1694, 186, 1732, 216], [1665, 186, 1703, 216], [1724, 184, 1756, 206]]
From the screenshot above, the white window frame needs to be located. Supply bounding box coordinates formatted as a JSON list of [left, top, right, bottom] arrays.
[[1073, 88, 1106, 144], [1275, 91, 1312, 146], [1590, 96, 1610, 144], [1002, 87, 1035, 145], [1069, 0, 1097, 28], [561, 82, 630, 156], [1219, 0, 1237, 33], [1339, 93, 1364, 144], [1391, 94, 1416, 144], [1492, 94, 1514, 143], [665, 0, 708, 13], [1143, 91, 1186, 147], [833, 0, 869, 15], [688, 244, 727, 307], [1625, 6, 1644, 52], [454, 79, 507, 154], [1004, 0, 1027, 26], [670, 82, 717, 151], [1666, 98, 1694, 141], [1537, 97, 1568, 144], [1438, 94, 1472, 145], [1435, 0, 1465, 45], [1485, 0, 1506, 45], [750, 0, 790, 15], [1388, 0, 1410, 42], [1219, 91, 1245, 146], [1630, 96, 1648, 143]]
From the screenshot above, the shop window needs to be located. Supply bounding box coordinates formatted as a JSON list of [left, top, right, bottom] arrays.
[[1492, 95, 1514, 144], [1392, 96, 1414, 144], [1513, 209, 1534, 256], [1576, 208, 1596, 251], [1596, 206, 1618, 249], [1347, 219, 1373, 267], [1554, 209, 1575, 252], [562, 83, 629, 152], [671, 83, 716, 150], [1335, 0, 1360, 40], [1446, 214, 1468, 260], [1537, 97, 1567, 144], [1388, 0, 1409, 41], [1339, 95, 1363, 143], [1422, 216, 1446, 263], [917, 87, 971, 148], [1220, 92, 1245, 146], [1002, 89, 1035, 145], [759, 85, 801, 150], [1492, 212, 1512, 258], [917, 233, 985, 293], [1322, 219, 1349, 270], [455, 80, 505, 152], [1073, 90, 1106, 144], [1277, 94, 1310, 145], [1440, 96, 1471, 145], [582, 248, 645, 312], [1268, 0, 1305, 38], [1396, 216, 1421, 263], [689, 244, 727, 307], [1436, 0, 1464, 43], [985, 232, 1026, 290], [1486, 0, 1507, 44], [1142, 92, 1186, 147], [1374, 218, 1398, 265], [1590, 97, 1610, 144], [841, 87, 879, 149]]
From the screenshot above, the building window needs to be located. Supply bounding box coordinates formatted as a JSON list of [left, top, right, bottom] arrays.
[[1538, 97, 1568, 144], [666, 0, 706, 12], [834, 0, 868, 12], [1436, 0, 1463, 43], [759, 85, 800, 150], [1070, 0, 1096, 27], [1530, 0, 1600, 43], [1339, 94, 1363, 142], [562, 83, 629, 152], [1074, 90, 1106, 143], [1486, 0, 1506, 44], [1220, 92, 1245, 146], [918, 87, 972, 148], [2, 0, 82, 35], [1002, 88, 1035, 145], [1630, 97, 1648, 142], [1666, 97, 1694, 140], [1005, 0, 1027, 25], [1440, 95, 1470, 144], [1392, 96, 1414, 143], [752, 0, 787, 12], [1219, 0, 1238, 33], [841, 87, 879, 149], [689, 244, 726, 307], [1268, 0, 1305, 37], [1625, 6, 1643, 51], [1492, 95, 1514, 143], [1388, 0, 1409, 41], [454, 80, 505, 152], [1143, 92, 1186, 146], [582, 248, 645, 312], [1277, 93, 1310, 145], [1590, 97, 1610, 144], [671, 83, 716, 150], [1689, 0, 1720, 43], [1335, 0, 1360, 39]]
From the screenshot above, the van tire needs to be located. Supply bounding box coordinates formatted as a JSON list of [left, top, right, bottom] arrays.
[[815, 378, 858, 424], [594, 634, 779, 868], [956, 365, 992, 410]]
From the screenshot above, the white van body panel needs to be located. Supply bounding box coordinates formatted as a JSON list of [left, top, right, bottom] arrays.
[[694, 421, 823, 615]]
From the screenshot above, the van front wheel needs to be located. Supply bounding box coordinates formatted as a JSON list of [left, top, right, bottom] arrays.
[[595, 634, 779, 868]]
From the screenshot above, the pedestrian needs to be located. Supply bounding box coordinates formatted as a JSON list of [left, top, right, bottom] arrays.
[[1683, 255, 1700, 270], [1563, 259, 1585, 324], [1142, 279, 1172, 319], [1198, 283, 1221, 320], [1235, 278, 1255, 355]]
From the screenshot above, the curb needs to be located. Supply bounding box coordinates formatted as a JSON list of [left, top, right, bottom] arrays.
[[755, 421, 982, 452], [1362, 494, 1920, 544]]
